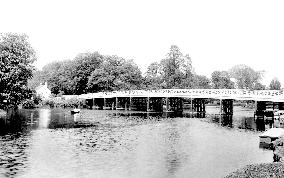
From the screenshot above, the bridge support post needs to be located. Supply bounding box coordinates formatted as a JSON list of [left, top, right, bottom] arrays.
[[104, 98, 106, 109], [147, 97, 150, 112], [220, 99, 233, 115], [255, 101, 266, 120], [279, 102, 284, 110], [192, 98, 206, 118], [129, 97, 132, 110], [93, 98, 95, 109], [163, 97, 183, 114], [115, 97, 131, 110], [85, 99, 93, 109], [220, 99, 233, 124], [165, 97, 169, 112], [147, 97, 163, 112], [94, 98, 104, 110], [104, 98, 115, 110], [130, 97, 148, 111]]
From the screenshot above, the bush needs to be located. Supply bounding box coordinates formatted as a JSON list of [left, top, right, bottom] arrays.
[[22, 99, 36, 109], [42, 97, 84, 108]]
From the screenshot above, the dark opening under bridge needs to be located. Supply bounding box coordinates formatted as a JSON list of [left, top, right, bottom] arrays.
[[78, 89, 284, 118]]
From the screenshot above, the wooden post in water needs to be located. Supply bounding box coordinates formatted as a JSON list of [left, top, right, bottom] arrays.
[[104, 98, 106, 110], [115, 97, 118, 110], [147, 97, 150, 112], [93, 98, 95, 109], [191, 97, 193, 117], [166, 97, 169, 112], [129, 97, 132, 110]]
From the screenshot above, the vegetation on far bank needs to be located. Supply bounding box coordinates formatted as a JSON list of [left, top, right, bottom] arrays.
[[28, 44, 281, 97], [0, 32, 282, 110]]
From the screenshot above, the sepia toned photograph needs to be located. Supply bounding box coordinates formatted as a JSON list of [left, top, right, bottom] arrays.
[[1, 0, 284, 177]]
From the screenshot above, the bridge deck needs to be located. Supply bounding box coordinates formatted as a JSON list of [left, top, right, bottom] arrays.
[[79, 89, 284, 102]]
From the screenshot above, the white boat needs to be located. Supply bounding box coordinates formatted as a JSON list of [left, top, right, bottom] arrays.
[[259, 128, 284, 145], [71, 109, 81, 114]]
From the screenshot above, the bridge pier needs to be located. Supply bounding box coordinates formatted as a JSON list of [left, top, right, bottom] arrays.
[[93, 98, 104, 110], [192, 98, 206, 118], [147, 97, 163, 112], [85, 99, 93, 109], [255, 101, 266, 119], [220, 99, 233, 122], [220, 99, 233, 115], [130, 97, 148, 111], [116, 97, 131, 110], [103, 98, 116, 110], [163, 97, 183, 113]]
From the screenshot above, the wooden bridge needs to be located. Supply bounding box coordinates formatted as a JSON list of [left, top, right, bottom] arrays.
[[78, 89, 284, 118]]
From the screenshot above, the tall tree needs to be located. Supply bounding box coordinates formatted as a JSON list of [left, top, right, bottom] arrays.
[[160, 45, 194, 88], [144, 62, 163, 89], [192, 75, 211, 89], [211, 71, 234, 89], [229, 64, 262, 90], [0, 33, 36, 108], [87, 56, 143, 92], [269, 78, 281, 90], [72, 52, 103, 94]]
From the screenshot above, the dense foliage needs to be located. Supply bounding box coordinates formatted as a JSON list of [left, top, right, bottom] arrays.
[[0, 33, 36, 109], [211, 71, 234, 89], [269, 78, 281, 90], [228, 64, 263, 90], [29, 45, 277, 96], [144, 45, 211, 89]]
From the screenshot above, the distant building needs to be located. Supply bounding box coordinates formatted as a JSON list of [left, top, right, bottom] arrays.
[[35, 82, 51, 100]]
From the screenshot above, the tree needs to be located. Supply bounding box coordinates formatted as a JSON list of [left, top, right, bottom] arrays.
[[160, 45, 194, 88], [41, 61, 63, 95], [160, 45, 184, 88], [269, 78, 281, 90], [192, 75, 211, 89], [211, 71, 234, 89], [87, 56, 143, 92], [144, 62, 163, 89], [29, 52, 104, 95], [229, 64, 262, 90], [72, 52, 103, 94], [254, 82, 266, 90], [0, 33, 36, 108]]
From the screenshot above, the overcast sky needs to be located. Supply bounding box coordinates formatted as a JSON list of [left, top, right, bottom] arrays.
[[1, 0, 284, 86]]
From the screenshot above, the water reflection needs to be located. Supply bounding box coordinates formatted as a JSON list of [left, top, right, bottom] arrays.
[[38, 109, 50, 129], [164, 123, 183, 175], [0, 107, 276, 178], [0, 132, 30, 177]]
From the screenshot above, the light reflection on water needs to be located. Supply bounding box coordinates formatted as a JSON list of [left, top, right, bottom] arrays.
[[0, 106, 275, 178]]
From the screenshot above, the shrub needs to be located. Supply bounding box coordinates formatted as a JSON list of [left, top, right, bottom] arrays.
[[22, 99, 36, 109]]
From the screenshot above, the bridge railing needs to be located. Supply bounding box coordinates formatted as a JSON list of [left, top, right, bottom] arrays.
[[79, 89, 284, 101]]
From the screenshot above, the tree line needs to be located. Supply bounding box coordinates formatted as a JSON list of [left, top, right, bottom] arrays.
[[0, 33, 282, 108], [30, 45, 282, 96]]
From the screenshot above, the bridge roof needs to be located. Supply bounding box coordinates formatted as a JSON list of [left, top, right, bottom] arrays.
[[79, 89, 284, 102]]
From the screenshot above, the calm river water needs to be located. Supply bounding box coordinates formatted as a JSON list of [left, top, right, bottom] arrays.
[[0, 106, 275, 178]]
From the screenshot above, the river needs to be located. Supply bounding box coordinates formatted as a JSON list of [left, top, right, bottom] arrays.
[[0, 106, 275, 178]]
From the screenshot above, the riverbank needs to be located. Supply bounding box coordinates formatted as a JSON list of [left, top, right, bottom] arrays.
[[225, 163, 284, 178]]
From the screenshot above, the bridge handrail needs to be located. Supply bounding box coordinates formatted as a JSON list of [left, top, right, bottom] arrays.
[[79, 89, 284, 101]]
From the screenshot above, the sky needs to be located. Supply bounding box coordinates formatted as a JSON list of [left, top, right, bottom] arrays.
[[1, 0, 284, 86]]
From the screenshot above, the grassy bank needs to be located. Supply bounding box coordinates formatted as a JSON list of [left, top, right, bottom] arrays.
[[225, 162, 284, 178], [42, 97, 84, 108]]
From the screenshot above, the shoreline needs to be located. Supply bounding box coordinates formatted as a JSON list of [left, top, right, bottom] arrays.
[[225, 162, 284, 178]]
